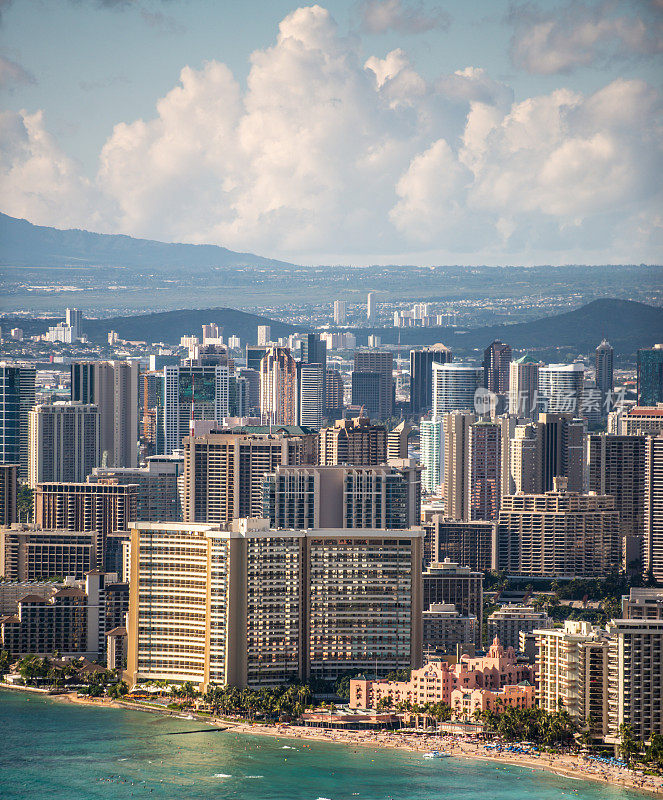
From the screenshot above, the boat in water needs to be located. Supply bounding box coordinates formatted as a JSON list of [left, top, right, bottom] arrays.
[[423, 750, 450, 759]]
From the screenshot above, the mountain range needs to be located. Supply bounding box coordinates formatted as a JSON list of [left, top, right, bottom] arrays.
[[0, 213, 294, 270]]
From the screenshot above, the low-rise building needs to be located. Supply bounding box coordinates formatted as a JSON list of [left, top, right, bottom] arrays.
[[450, 683, 535, 720], [350, 638, 534, 709]]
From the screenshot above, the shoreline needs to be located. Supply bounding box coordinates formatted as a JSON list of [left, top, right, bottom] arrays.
[[5, 685, 662, 796]]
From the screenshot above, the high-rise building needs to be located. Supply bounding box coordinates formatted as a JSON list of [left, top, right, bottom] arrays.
[[496, 414, 516, 498], [0, 464, 18, 526], [182, 428, 316, 524], [387, 420, 410, 460], [538, 362, 584, 415], [487, 605, 553, 650], [141, 370, 165, 456], [65, 308, 83, 339], [297, 363, 324, 430], [422, 559, 483, 646], [257, 325, 271, 346], [510, 423, 542, 494], [318, 416, 387, 466], [367, 292, 375, 322], [238, 367, 260, 415], [606, 617, 663, 743], [324, 369, 344, 418], [539, 413, 585, 493], [246, 345, 269, 373], [483, 340, 511, 394], [420, 418, 443, 494], [70, 361, 139, 468], [422, 604, 477, 658], [351, 371, 381, 419], [588, 434, 645, 539], [432, 363, 482, 416], [33, 481, 138, 572], [423, 517, 496, 572], [353, 351, 393, 420], [163, 362, 230, 454], [259, 346, 297, 425], [467, 421, 501, 522], [201, 322, 221, 342], [1, 525, 97, 580], [410, 345, 452, 415], [637, 345, 663, 406], [508, 355, 540, 418], [126, 520, 423, 689], [28, 403, 101, 487], [333, 300, 346, 325], [535, 621, 607, 726], [0, 364, 36, 479], [263, 461, 422, 530], [498, 481, 621, 578], [511, 413, 584, 494], [595, 339, 614, 408], [89, 453, 184, 522], [300, 333, 327, 379], [443, 411, 475, 521], [644, 433, 663, 581], [1, 585, 89, 658]]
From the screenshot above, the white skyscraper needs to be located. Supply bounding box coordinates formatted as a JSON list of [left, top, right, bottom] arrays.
[[257, 325, 271, 346], [420, 418, 444, 494], [333, 300, 347, 325], [298, 363, 324, 430], [432, 363, 483, 416], [65, 308, 82, 339], [367, 292, 375, 322], [538, 362, 584, 414]]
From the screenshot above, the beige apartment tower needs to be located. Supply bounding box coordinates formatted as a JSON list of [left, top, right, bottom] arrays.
[[535, 621, 609, 731], [443, 411, 475, 521], [33, 481, 138, 571], [497, 482, 620, 578], [126, 520, 423, 690], [182, 429, 316, 524], [70, 361, 139, 468], [28, 402, 101, 487], [318, 416, 387, 465]]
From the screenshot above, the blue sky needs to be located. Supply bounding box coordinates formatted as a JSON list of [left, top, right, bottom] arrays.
[[1, 0, 662, 265]]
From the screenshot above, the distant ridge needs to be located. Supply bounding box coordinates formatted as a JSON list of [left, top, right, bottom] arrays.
[[0, 213, 296, 270], [3, 307, 303, 346], [4, 298, 661, 354], [349, 298, 663, 355]]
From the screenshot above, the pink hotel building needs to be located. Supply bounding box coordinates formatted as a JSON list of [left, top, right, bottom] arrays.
[[350, 638, 535, 716]]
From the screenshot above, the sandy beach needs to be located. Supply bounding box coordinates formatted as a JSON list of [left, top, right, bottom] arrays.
[[16, 688, 663, 796]]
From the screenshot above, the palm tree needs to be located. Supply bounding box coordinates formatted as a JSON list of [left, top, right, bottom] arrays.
[[619, 723, 642, 767]]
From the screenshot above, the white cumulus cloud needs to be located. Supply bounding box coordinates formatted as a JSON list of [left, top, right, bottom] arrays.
[[359, 0, 450, 34], [509, 1, 663, 74], [0, 3, 661, 265]]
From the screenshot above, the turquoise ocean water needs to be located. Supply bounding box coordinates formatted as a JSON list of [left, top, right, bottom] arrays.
[[0, 690, 645, 800]]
